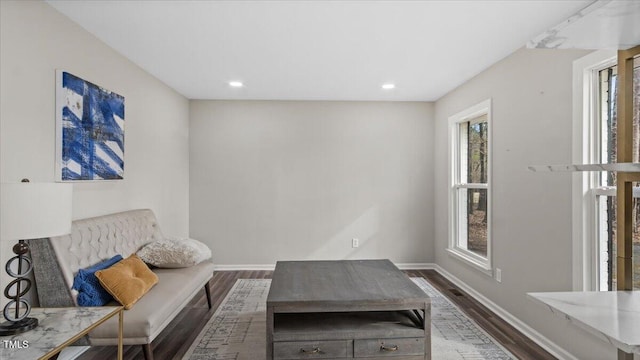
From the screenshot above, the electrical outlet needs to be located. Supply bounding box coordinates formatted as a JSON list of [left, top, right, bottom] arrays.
[[495, 268, 502, 283], [352, 238, 359, 248]]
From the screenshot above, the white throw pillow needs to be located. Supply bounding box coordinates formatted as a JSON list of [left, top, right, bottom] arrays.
[[137, 238, 212, 268]]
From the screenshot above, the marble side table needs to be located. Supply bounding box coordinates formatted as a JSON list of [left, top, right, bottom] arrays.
[[0, 306, 123, 360], [528, 291, 640, 360]]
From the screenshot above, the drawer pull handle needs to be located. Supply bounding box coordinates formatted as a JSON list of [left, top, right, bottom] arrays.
[[300, 347, 321, 354], [380, 344, 399, 352]]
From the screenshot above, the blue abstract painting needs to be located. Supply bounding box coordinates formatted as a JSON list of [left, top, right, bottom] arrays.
[[56, 71, 125, 180]]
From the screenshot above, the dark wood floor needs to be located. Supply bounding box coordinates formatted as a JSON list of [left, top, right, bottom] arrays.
[[78, 269, 556, 360]]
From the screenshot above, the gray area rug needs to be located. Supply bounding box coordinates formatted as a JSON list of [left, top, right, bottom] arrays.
[[183, 278, 516, 360]]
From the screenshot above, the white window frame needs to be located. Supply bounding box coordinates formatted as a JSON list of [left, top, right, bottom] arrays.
[[572, 50, 617, 291], [448, 99, 492, 274]]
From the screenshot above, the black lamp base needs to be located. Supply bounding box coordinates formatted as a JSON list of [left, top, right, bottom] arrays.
[[0, 317, 38, 336]]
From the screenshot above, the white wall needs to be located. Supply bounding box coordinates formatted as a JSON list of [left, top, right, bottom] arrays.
[[434, 48, 619, 360], [0, 0, 190, 293], [190, 100, 433, 266]]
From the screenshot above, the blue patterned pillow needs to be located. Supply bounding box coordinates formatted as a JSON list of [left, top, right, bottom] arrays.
[[72, 255, 123, 306]]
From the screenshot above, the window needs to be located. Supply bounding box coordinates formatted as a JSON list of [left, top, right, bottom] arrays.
[[591, 58, 640, 291], [575, 51, 640, 291], [448, 99, 491, 272]]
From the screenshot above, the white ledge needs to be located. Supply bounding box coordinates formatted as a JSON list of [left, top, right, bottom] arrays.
[[528, 291, 640, 354], [528, 163, 640, 172]]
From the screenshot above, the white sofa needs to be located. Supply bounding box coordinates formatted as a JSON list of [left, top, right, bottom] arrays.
[[31, 209, 215, 360]]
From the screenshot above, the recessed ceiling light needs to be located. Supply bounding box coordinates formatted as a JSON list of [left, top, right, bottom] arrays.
[[229, 81, 244, 88], [382, 83, 395, 90]]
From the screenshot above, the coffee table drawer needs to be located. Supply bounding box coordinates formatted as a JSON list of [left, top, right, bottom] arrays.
[[354, 338, 424, 357], [274, 340, 351, 359]]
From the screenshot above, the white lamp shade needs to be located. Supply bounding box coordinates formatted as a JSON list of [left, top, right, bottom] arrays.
[[1, 182, 73, 241]]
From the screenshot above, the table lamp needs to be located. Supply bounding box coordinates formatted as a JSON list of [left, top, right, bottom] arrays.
[[0, 180, 72, 335]]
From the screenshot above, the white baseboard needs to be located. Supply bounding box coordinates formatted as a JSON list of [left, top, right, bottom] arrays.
[[214, 262, 437, 271], [212, 261, 574, 360], [430, 264, 578, 360], [214, 264, 276, 271], [396, 263, 437, 270]]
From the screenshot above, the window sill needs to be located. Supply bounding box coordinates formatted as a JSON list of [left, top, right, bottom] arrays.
[[446, 248, 493, 277]]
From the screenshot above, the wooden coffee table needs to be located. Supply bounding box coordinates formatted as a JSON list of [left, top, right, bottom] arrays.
[[266, 259, 431, 360]]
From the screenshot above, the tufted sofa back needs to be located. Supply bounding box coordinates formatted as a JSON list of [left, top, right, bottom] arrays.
[[49, 209, 164, 304]]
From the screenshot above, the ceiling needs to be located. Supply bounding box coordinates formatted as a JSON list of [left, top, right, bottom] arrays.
[[46, 0, 597, 101]]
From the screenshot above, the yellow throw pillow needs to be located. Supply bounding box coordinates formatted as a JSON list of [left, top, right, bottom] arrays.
[[95, 254, 158, 310]]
